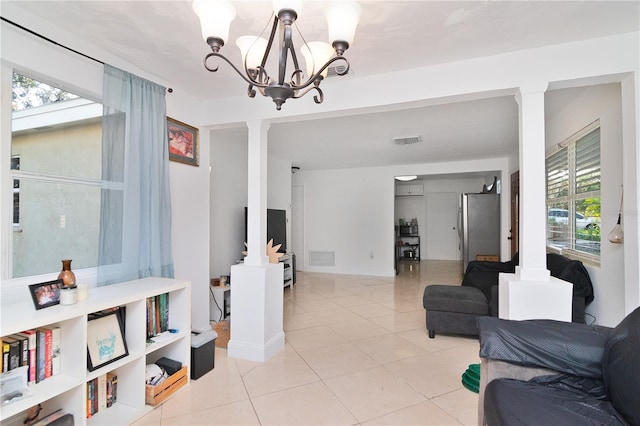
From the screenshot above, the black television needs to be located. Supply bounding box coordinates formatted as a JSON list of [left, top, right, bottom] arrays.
[[244, 207, 287, 253]]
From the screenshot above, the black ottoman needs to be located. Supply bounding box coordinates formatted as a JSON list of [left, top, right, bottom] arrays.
[[423, 285, 489, 338]]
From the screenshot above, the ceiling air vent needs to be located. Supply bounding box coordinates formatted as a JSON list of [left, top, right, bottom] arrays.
[[327, 64, 350, 78], [393, 136, 422, 145]]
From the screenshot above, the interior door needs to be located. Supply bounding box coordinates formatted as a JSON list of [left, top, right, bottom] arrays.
[[426, 192, 459, 260], [510, 171, 520, 256]]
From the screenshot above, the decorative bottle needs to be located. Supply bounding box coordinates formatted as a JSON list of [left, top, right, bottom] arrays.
[[58, 259, 76, 287]]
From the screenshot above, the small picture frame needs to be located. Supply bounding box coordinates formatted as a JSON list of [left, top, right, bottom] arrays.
[[87, 310, 129, 371], [28, 279, 62, 310], [168, 117, 199, 166]]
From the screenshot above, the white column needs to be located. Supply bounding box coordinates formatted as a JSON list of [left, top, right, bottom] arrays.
[[515, 85, 550, 280], [245, 120, 270, 266], [499, 84, 572, 322], [228, 119, 285, 362]]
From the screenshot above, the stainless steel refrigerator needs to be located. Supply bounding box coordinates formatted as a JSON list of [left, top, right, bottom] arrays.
[[459, 193, 501, 272]]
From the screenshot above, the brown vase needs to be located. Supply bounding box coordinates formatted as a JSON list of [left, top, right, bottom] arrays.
[[58, 259, 76, 287]]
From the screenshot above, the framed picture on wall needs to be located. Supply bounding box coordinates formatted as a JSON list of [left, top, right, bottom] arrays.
[[167, 117, 199, 166]]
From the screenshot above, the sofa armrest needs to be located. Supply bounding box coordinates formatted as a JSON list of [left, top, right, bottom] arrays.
[[478, 316, 611, 378], [478, 358, 559, 426]]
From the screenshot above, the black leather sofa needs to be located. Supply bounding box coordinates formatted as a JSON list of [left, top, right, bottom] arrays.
[[462, 252, 594, 323], [478, 306, 640, 426], [422, 252, 595, 338]]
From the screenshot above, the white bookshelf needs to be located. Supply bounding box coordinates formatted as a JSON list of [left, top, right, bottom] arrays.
[[0, 277, 191, 426], [280, 253, 295, 288]]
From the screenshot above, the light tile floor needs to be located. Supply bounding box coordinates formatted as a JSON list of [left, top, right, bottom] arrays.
[[133, 260, 480, 425]]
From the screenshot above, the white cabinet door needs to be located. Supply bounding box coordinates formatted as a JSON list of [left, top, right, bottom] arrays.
[[395, 185, 410, 196], [409, 184, 424, 195], [396, 184, 423, 196]]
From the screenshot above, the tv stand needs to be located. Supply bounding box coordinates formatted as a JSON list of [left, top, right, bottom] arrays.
[[280, 253, 296, 288]]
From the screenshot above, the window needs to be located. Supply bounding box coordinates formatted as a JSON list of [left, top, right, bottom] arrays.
[[546, 121, 601, 263], [10, 73, 103, 278]]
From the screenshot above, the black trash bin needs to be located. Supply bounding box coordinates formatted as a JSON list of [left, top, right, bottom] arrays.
[[190, 330, 217, 380]]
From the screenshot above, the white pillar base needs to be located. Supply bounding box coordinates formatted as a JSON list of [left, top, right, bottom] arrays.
[[498, 272, 573, 322], [227, 262, 285, 362]]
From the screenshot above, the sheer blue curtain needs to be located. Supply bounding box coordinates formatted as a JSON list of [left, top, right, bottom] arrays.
[[98, 64, 174, 285]]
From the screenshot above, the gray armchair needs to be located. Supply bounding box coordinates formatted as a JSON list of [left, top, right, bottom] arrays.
[[477, 306, 640, 425]]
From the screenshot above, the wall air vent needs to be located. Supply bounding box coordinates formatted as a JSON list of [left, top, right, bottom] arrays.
[[393, 136, 422, 145], [309, 251, 335, 267]]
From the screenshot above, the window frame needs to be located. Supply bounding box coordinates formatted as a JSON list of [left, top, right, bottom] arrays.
[[2, 67, 105, 286], [545, 120, 601, 266]]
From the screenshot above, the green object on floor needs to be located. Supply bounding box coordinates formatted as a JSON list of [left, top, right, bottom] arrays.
[[462, 363, 480, 393]]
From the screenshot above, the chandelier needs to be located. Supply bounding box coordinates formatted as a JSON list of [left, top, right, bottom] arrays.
[[192, 0, 362, 110]]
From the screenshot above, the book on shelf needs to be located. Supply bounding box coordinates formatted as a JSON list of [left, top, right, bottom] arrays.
[[155, 295, 162, 335], [146, 293, 170, 338], [37, 327, 53, 379], [1, 338, 10, 372], [161, 293, 169, 331], [3, 336, 21, 370], [15, 330, 37, 385], [9, 333, 28, 369], [84, 374, 114, 417], [151, 295, 157, 336], [25, 331, 37, 384], [106, 371, 118, 407], [1, 331, 36, 379], [3, 336, 20, 371], [98, 374, 107, 412], [35, 330, 45, 383], [86, 379, 93, 419], [51, 326, 61, 376], [35, 327, 53, 382]]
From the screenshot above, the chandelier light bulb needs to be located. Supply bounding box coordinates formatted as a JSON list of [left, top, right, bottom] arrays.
[[192, 0, 236, 45], [236, 36, 269, 70], [301, 41, 334, 78], [326, 0, 363, 48]]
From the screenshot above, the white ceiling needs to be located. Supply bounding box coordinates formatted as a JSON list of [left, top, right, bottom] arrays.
[[4, 1, 639, 171]]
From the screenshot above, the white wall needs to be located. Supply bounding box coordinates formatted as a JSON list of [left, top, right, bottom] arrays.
[[209, 127, 292, 279], [1, 18, 211, 332], [293, 168, 396, 276], [210, 127, 248, 279], [545, 83, 625, 326], [292, 159, 509, 276]]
